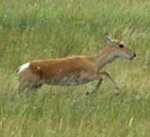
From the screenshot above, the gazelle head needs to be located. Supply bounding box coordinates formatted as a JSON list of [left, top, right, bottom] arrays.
[[105, 33, 136, 60]]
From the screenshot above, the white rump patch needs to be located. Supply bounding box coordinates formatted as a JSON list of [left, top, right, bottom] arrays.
[[18, 62, 30, 74]]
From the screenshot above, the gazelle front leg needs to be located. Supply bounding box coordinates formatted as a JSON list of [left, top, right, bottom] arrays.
[[85, 78, 103, 95], [86, 71, 120, 95], [98, 71, 121, 95]]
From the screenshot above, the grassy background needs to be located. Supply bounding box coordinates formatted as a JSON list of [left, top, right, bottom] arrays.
[[0, 0, 150, 137]]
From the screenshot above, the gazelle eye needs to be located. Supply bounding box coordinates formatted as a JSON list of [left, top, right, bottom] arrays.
[[119, 44, 124, 48]]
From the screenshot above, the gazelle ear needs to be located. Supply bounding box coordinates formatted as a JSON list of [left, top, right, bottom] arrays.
[[105, 32, 113, 44]]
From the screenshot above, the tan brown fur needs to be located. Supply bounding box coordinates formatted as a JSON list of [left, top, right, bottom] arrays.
[[17, 34, 136, 94]]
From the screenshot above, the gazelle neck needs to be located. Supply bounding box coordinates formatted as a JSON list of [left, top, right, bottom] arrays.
[[95, 47, 116, 70]]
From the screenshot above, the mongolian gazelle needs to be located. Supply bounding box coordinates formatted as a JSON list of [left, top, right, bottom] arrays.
[[17, 33, 136, 95]]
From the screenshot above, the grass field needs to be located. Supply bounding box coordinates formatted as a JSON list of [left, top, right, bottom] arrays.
[[0, 0, 150, 137]]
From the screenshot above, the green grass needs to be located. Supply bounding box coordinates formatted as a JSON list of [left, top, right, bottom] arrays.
[[0, 0, 150, 137]]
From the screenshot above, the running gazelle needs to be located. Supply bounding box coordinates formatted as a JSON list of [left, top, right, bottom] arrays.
[[17, 33, 136, 95]]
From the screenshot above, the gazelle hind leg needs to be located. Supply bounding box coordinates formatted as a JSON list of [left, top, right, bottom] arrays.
[[18, 81, 39, 94], [18, 82, 29, 94]]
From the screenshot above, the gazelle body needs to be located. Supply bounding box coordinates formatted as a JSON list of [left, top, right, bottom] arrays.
[[17, 34, 136, 94]]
